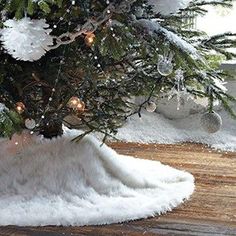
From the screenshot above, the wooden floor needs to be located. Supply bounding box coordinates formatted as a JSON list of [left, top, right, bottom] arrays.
[[0, 142, 235, 236]]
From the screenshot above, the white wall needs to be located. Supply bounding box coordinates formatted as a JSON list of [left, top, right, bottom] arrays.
[[221, 62, 236, 97], [196, 2, 236, 36]]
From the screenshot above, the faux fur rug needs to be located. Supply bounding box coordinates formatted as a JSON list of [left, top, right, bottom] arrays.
[[0, 133, 195, 226]]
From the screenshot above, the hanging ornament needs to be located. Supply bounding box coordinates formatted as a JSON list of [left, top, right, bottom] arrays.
[[157, 52, 174, 76], [15, 102, 25, 114], [67, 96, 81, 109], [146, 102, 157, 113], [85, 32, 95, 47], [200, 111, 222, 134], [0, 17, 53, 61], [147, 0, 191, 15], [166, 69, 193, 110], [25, 118, 36, 130]]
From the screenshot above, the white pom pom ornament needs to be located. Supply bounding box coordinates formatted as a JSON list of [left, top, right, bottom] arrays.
[[147, 0, 191, 15], [0, 103, 7, 112], [0, 17, 53, 61], [200, 111, 222, 134]]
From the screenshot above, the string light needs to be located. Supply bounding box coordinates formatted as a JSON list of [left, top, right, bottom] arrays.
[[35, 3, 75, 131], [15, 102, 25, 114], [76, 100, 85, 112], [48, 0, 137, 50], [67, 96, 85, 112], [33, 0, 130, 134], [67, 96, 81, 109], [85, 32, 96, 47]]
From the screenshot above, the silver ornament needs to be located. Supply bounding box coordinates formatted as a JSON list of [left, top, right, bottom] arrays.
[[25, 118, 36, 130], [200, 111, 222, 134], [146, 102, 157, 113], [157, 54, 174, 76], [157, 60, 173, 76]]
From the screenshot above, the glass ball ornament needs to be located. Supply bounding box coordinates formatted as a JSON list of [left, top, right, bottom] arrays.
[[25, 118, 36, 130], [200, 111, 222, 134], [157, 57, 173, 76], [146, 102, 157, 113]]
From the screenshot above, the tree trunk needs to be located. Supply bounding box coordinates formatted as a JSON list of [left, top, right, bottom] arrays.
[[40, 120, 63, 139]]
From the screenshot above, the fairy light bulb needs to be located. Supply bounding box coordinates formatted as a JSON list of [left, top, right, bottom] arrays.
[[15, 102, 25, 114], [85, 33, 95, 46], [77, 101, 85, 112], [67, 96, 80, 109]]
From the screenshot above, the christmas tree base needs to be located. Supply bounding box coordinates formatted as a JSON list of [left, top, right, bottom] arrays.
[[0, 133, 194, 226]]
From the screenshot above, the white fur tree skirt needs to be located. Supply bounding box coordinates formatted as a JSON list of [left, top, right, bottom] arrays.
[[0, 133, 194, 226]]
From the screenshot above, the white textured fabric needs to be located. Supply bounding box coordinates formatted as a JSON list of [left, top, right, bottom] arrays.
[[147, 0, 192, 15], [0, 17, 53, 61], [0, 133, 194, 226]]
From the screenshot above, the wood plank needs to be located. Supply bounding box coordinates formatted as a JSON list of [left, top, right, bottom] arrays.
[[0, 142, 235, 236]]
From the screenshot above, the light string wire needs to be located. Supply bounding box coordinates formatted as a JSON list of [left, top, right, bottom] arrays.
[[35, 0, 116, 130], [47, 0, 137, 50], [34, 1, 76, 130]]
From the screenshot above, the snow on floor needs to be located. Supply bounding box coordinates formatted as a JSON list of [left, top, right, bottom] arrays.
[[64, 106, 236, 152], [0, 134, 194, 226], [115, 109, 236, 152]]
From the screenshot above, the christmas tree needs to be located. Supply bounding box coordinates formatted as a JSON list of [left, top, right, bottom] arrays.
[[1, 0, 236, 227], [0, 0, 235, 140]]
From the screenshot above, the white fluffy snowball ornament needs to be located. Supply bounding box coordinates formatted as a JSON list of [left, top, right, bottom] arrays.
[[0, 17, 53, 61], [147, 0, 192, 15], [0, 103, 7, 112], [200, 111, 222, 134]]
